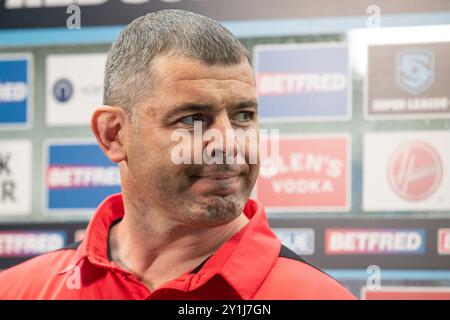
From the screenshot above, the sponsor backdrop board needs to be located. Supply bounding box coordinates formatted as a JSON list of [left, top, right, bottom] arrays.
[[365, 42, 450, 120], [254, 44, 351, 122], [363, 131, 450, 211], [269, 217, 450, 270], [0, 222, 87, 270], [46, 53, 107, 126], [1, 25, 450, 299], [0, 231, 66, 257], [0, 140, 32, 215], [273, 228, 315, 256], [438, 228, 450, 255], [44, 140, 121, 213], [257, 135, 350, 212], [0, 54, 32, 128]]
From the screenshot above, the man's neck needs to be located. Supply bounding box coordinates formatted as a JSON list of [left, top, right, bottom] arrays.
[[108, 204, 249, 292]]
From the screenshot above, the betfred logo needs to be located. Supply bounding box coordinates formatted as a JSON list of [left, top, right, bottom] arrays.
[[438, 228, 450, 255], [256, 135, 350, 211], [0, 231, 66, 257], [254, 44, 350, 121], [45, 141, 121, 211], [325, 229, 425, 255], [257, 72, 346, 96], [47, 166, 120, 188], [388, 141, 443, 201]]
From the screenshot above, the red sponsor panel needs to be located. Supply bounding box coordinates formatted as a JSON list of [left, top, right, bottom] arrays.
[[257, 135, 350, 211], [438, 228, 450, 255], [362, 287, 450, 300]]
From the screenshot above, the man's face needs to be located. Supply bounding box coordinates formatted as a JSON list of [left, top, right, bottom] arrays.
[[123, 54, 259, 227]]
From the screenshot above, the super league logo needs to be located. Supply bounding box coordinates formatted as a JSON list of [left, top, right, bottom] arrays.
[[395, 48, 435, 95]]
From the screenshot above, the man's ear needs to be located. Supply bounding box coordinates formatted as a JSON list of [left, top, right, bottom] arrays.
[[90, 106, 128, 163]]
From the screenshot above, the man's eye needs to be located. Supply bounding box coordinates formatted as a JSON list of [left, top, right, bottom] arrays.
[[234, 111, 254, 122], [179, 114, 204, 126]]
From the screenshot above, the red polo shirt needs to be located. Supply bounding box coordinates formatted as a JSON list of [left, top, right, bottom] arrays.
[[0, 193, 355, 300]]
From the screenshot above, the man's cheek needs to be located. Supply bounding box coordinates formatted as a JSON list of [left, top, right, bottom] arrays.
[[236, 131, 259, 165]]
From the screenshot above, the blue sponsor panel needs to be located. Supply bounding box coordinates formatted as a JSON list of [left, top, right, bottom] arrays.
[[46, 142, 121, 211], [0, 56, 31, 126], [254, 44, 350, 121], [273, 228, 315, 255]]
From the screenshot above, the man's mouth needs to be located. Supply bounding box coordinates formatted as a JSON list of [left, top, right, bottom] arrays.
[[197, 171, 239, 179], [190, 170, 243, 196]]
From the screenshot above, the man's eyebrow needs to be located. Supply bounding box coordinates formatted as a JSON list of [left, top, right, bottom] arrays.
[[233, 99, 259, 110]]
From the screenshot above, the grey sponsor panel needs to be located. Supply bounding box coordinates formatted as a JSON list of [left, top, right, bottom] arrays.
[[366, 42, 450, 119]]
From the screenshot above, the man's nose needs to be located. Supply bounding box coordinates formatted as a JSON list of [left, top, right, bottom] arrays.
[[207, 112, 239, 159]]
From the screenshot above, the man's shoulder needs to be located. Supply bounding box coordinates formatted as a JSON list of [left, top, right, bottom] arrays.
[[255, 245, 356, 300], [0, 243, 80, 299]]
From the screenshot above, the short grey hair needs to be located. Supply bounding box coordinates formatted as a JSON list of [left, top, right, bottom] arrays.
[[103, 9, 251, 117]]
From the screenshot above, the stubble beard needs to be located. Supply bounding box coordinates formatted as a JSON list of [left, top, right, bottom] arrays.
[[151, 168, 251, 228]]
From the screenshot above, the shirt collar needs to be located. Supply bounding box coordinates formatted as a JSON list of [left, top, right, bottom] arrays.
[[185, 198, 281, 299], [59, 193, 281, 299], [58, 193, 125, 274]]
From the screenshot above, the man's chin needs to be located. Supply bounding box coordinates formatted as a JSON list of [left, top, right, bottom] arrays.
[[187, 193, 246, 227]]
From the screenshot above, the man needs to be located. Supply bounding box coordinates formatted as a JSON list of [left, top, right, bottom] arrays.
[[0, 10, 355, 300]]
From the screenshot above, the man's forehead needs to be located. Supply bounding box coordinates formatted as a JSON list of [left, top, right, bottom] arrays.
[[151, 84, 257, 112], [140, 55, 257, 117], [152, 54, 255, 86]]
